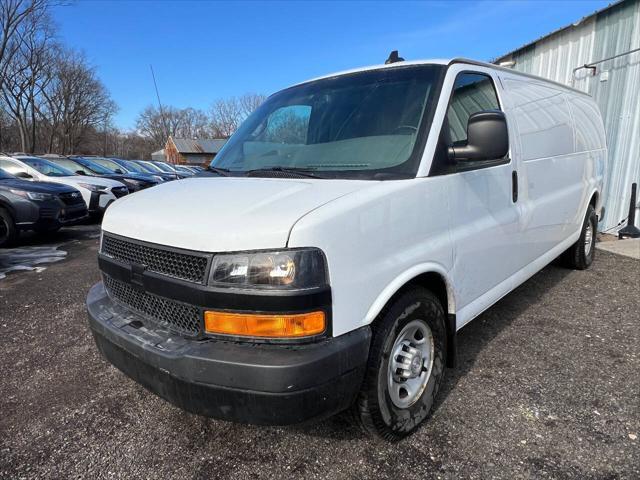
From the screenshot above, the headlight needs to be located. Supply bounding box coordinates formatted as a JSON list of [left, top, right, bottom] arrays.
[[123, 179, 143, 190], [9, 189, 54, 201], [78, 183, 107, 192], [210, 248, 327, 289], [153, 175, 164, 182]]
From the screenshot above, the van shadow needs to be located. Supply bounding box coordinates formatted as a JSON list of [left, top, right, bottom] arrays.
[[288, 259, 572, 441]]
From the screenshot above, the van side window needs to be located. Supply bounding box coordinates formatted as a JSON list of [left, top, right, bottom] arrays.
[[447, 73, 500, 144]]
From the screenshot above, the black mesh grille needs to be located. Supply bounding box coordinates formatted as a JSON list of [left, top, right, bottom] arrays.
[[101, 234, 210, 283], [104, 275, 201, 336]]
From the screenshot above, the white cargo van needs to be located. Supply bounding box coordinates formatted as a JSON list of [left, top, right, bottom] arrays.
[[86, 57, 606, 439]]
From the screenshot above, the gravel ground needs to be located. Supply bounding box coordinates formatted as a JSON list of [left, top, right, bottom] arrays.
[[1, 225, 638, 479]]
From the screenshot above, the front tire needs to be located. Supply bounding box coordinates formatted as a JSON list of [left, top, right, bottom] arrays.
[[0, 207, 18, 248], [354, 287, 446, 440], [564, 205, 597, 270]]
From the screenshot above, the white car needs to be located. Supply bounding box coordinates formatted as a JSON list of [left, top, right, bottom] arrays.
[[0, 156, 129, 215], [86, 57, 606, 439]]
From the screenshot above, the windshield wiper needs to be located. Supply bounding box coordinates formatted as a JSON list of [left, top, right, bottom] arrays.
[[244, 166, 324, 179], [205, 166, 231, 176]]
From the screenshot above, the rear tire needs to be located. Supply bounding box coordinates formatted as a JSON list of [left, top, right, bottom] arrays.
[[0, 207, 18, 248], [354, 287, 446, 441], [564, 205, 597, 270]]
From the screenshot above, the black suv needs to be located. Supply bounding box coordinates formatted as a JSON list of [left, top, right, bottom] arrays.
[[0, 168, 88, 247]]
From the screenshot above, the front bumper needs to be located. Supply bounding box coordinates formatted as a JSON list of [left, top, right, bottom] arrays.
[[15, 199, 87, 230], [89, 191, 118, 213], [86, 282, 371, 425]]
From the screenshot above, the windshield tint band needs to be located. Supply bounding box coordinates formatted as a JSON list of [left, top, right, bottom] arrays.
[[212, 65, 446, 180]]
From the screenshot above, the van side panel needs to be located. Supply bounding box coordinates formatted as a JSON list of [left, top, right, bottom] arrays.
[[566, 94, 607, 217], [500, 77, 595, 262]]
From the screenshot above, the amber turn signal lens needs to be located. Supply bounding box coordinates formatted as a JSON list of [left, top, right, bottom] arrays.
[[204, 310, 325, 338]]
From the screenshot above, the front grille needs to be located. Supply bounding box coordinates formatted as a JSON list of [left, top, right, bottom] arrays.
[[59, 192, 84, 206], [104, 275, 201, 336], [101, 234, 210, 283], [111, 187, 129, 198], [39, 207, 57, 219]]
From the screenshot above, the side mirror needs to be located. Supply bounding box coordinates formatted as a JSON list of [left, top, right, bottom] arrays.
[[114, 168, 123, 174], [448, 110, 509, 162], [75, 170, 86, 175], [15, 171, 33, 179]]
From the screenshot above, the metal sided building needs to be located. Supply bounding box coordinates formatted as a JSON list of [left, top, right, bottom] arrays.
[[494, 0, 640, 232]]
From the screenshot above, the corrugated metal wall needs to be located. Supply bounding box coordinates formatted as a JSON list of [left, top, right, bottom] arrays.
[[496, 0, 640, 232]]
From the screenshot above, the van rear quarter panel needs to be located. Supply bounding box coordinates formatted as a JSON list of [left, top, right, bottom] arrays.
[[287, 178, 452, 337]]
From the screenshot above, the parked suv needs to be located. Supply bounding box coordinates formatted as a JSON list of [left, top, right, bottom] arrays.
[[87, 57, 606, 439], [49, 156, 159, 192], [1, 156, 128, 215], [0, 167, 87, 247], [107, 158, 165, 183]]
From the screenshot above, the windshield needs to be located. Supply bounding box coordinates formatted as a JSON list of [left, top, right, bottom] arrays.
[[212, 65, 443, 179], [140, 161, 163, 172], [55, 158, 96, 175], [119, 160, 146, 173], [152, 161, 176, 173], [74, 157, 114, 174], [20, 157, 74, 177], [90, 157, 129, 173]]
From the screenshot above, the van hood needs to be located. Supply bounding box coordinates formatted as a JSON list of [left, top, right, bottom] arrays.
[[102, 177, 372, 252]]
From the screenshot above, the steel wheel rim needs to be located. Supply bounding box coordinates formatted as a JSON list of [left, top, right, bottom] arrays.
[[387, 319, 434, 409], [584, 218, 594, 256]]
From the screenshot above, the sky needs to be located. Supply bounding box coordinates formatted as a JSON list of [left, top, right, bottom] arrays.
[[51, 0, 611, 130]]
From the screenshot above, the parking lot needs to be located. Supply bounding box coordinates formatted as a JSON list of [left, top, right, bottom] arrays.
[[0, 225, 638, 479]]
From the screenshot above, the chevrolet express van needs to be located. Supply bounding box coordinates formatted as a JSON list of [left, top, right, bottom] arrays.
[[87, 57, 606, 439]]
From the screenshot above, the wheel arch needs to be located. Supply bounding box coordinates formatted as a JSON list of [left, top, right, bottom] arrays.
[[587, 189, 601, 218], [364, 264, 457, 367], [0, 198, 16, 217]]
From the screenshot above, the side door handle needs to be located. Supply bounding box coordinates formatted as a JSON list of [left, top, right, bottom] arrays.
[[512, 171, 518, 203]]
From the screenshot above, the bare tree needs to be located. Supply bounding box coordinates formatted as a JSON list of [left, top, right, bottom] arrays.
[[1, 7, 56, 152], [135, 105, 212, 149], [39, 49, 117, 154], [0, 0, 55, 93], [210, 93, 266, 138]]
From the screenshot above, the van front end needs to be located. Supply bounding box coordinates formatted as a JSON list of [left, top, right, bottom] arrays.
[[86, 233, 371, 425]]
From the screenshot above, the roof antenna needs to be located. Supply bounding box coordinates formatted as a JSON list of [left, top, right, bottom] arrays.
[[150, 64, 170, 147], [385, 50, 405, 64]]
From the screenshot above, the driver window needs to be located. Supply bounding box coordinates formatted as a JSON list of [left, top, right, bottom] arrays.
[[447, 73, 500, 143], [254, 105, 311, 144]]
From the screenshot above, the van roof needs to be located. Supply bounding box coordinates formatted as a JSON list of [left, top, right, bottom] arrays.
[[291, 57, 590, 97]]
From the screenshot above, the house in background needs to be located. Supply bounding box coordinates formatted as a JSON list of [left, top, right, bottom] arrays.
[[164, 137, 227, 166], [151, 149, 166, 162]]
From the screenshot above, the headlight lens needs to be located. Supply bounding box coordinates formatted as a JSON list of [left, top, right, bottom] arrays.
[[78, 183, 107, 192], [210, 248, 327, 289], [9, 189, 54, 201], [123, 179, 143, 190]]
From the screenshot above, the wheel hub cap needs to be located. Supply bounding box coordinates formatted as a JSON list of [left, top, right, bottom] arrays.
[[388, 319, 434, 409], [584, 220, 594, 256]]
